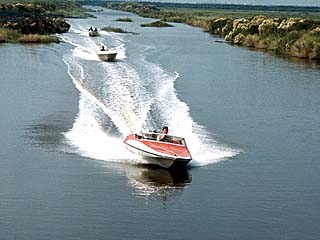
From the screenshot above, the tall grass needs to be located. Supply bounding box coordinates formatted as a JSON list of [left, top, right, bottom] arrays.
[[115, 18, 133, 22], [0, 0, 92, 18], [18, 34, 59, 43], [101, 26, 129, 33], [0, 28, 59, 43], [106, 2, 320, 59], [141, 21, 173, 27], [0, 28, 21, 42], [290, 35, 320, 59]]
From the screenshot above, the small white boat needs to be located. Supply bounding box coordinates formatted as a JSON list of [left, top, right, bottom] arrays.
[[89, 29, 98, 37], [124, 132, 192, 168], [97, 49, 117, 62]]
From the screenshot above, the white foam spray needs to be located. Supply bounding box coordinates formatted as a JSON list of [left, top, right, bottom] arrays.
[[61, 24, 240, 167]]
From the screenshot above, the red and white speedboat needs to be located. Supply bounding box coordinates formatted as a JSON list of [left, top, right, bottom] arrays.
[[124, 132, 192, 168]]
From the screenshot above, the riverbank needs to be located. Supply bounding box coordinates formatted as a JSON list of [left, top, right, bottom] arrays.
[[105, 2, 320, 59], [0, 1, 92, 43]]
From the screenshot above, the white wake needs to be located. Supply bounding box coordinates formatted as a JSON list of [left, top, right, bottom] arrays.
[[61, 23, 240, 167]]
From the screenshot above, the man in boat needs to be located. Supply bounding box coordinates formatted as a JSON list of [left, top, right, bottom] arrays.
[[157, 126, 171, 142], [100, 45, 106, 51]]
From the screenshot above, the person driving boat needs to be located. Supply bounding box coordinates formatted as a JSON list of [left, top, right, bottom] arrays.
[[157, 126, 171, 142]]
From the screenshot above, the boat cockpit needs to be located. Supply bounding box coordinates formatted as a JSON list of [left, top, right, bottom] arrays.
[[134, 132, 187, 146]]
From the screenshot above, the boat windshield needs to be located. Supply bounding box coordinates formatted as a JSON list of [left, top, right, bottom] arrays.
[[135, 132, 186, 146]]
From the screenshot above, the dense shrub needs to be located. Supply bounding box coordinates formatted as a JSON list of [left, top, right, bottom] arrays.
[[106, 2, 320, 59], [243, 34, 260, 47], [18, 33, 59, 43]]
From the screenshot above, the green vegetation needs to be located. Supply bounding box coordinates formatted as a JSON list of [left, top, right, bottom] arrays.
[[101, 26, 138, 34], [0, 0, 93, 18], [0, 1, 95, 44], [0, 28, 21, 42], [106, 2, 320, 21], [141, 20, 173, 27], [115, 17, 133, 22], [101, 26, 128, 33], [0, 27, 60, 43], [106, 2, 320, 59], [0, 27, 59, 43], [219, 16, 320, 59], [17, 33, 59, 43]]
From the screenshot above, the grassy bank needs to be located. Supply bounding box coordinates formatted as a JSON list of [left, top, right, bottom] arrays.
[[115, 17, 133, 22], [0, 0, 93, 18], [101, 26, 137, 34], [106, 2, 320, 59], [0, 27, 59, 43], [141, 21, 173, 27], [0, 0, 93, 44]]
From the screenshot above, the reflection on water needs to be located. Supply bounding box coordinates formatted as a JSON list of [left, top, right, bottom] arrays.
[[126, 165, 192, 201], [24, 119, 192, 201], [289, 57, 320, 67], [246, 46, 320, 67], [24, 112, 75, 152]]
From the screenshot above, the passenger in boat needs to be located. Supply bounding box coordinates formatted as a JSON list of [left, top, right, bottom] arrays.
[[94, 27, 98, 32], [89, 26, 93, 31], [157, 126, 171, 142], [100, 45, 106, 51]]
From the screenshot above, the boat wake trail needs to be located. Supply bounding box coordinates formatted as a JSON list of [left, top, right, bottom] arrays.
[[61, 23, 240, 167]]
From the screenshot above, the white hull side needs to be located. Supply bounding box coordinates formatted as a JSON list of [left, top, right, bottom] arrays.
[[125, 140, 175, 168], [97, 51, 117, 62]]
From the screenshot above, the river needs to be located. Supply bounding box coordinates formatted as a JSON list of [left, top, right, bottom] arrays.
[[1, 7, 320, 240]]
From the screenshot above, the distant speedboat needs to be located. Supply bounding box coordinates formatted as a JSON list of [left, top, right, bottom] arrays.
[[89, 29, 98, 37], [124, 132, 192, 168], [97, 48, 117, 62]]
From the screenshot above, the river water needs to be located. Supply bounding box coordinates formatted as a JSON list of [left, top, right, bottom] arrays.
[[1, 7, 320, 240]]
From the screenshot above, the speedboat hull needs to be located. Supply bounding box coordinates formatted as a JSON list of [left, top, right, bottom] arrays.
[[97, 50, 117, 62], [89, 30, 98, 37], [124, 133, 192, 168]]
